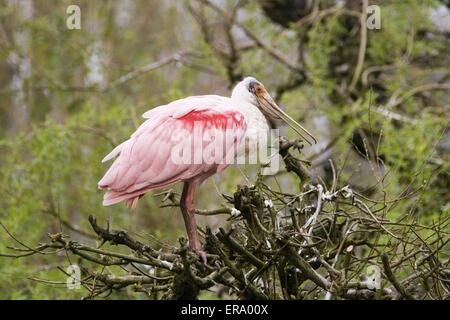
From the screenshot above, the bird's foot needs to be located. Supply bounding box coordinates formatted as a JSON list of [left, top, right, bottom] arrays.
[[192, 247, 207, 264]]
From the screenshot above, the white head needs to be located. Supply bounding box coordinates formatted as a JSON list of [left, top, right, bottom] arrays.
[[231, 76, 260, 105], [231, 76, 317, 145]]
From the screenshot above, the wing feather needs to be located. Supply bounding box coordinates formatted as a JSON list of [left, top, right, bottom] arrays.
[[99, 95, 247, 206]]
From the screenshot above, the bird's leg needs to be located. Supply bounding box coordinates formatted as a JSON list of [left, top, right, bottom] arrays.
[[180, 182, 207, 263]]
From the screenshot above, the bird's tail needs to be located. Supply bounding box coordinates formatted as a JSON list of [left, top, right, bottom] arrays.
[[126, 197, 140, 209], [103, 189, 144, 209]]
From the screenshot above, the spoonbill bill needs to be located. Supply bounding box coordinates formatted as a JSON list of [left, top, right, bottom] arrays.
[[98, 77, 316, 261]]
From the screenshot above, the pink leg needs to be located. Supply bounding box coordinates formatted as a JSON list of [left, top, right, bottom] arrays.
[[180, 181, 207, 263]]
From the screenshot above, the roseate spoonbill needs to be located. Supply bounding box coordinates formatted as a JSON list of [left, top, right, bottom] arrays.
[[98, 77, 316, 261]]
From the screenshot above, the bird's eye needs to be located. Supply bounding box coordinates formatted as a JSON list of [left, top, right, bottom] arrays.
[[249, 82, 263, 95]]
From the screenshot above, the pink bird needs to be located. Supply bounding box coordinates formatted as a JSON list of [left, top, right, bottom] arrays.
[[98, 77, 316, 261]]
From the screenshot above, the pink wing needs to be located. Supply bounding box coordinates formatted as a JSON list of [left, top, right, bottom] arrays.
[[98, 95, 247, 208]]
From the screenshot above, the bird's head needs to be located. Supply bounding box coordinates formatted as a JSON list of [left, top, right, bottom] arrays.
[[232, 77, 317, 145]]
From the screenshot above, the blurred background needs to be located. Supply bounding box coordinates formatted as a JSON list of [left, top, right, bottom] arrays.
[[0, 0, 449, 299]]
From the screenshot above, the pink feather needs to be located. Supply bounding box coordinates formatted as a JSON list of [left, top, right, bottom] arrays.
[[98, 95, 247, 208]]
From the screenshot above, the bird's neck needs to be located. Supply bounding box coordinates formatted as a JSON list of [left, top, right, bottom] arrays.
[[235, 99, 269, 134], [231, 96, 257, 117]]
